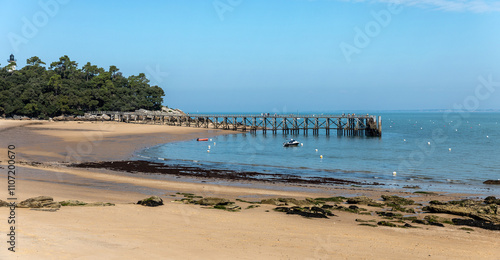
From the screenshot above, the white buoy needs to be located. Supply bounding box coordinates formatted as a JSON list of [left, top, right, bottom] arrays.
[[421, 127, 423, 130], [320, 155, 323, 159], [449, 148, 452, 151], [210, 139, 212, 141], [315, 149, 318, 152], [207, 150, 210, 153], [455, 129, 458, 131], [393, 171, 397, 176], [403, 139, 406, 142], [214, 142, 216, 145], [487, 136, 489, 138], [300, 143, 303, 146], [208, 145, 211, 149], [427, 142, 431, 145]]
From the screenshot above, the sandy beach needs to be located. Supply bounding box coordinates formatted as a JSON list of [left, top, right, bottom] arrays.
[[0, 120, 498, 259]]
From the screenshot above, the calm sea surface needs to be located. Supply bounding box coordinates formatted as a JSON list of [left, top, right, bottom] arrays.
[[138, 112, 500, 195]]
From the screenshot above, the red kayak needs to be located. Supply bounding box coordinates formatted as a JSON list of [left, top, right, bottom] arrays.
[[197, 138, 209, 141]]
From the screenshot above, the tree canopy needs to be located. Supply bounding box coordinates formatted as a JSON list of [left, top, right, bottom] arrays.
[[0, 55, 164, 118]]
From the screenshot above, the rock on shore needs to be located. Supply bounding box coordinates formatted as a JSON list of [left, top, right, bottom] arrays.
[[137, 196, 164, 207], [18, 196, 61, 209], [346, 196, 383, 207], [483, 180, 500, 185], [260, 198, 313, 207], [425, 197, 500, 230], [60, 200, 115, 207], [274, 206, 335, 219], [196, 197, 230, 206]]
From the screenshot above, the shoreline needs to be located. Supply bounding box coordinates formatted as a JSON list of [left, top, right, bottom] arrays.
[[130, 155, 499, 197], [3, 119, 497, 196], [69, 160, 381, 186], [0, 119, 499, 259], [0, 119, 497, 210], [130, 122, 500, 198]]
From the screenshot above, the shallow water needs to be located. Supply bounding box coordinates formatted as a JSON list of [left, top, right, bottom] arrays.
[[138, 112, 500, 195]]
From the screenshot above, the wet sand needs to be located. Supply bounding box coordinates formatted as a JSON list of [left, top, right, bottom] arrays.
[[0, 120, 498, 259]]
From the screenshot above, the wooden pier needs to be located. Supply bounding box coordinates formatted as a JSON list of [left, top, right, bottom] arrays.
[[89, 111, 382, 137]]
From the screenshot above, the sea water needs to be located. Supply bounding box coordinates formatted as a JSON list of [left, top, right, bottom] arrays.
[[138, 112, 500, 195]]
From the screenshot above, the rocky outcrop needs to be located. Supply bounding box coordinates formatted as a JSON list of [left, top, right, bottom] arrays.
[[261, 198, 285, 206], [381, 195, 414, 205], [452, 218, 500, 230], [18, 196, 60, 208], [137, 196, 164, 207], [377, 221, 397, 227], [310, 197, 346, 203], [484, 196, 500, 205], [376, 211, 403, 218], [424, 215, 453, 225], [261, 198, 313, 207], [174, 196, 240, 211], [161, 107, 185, 115], [86, 202, 115, 206], [426, 198, 500, 230], [346, 196, 383, 207], [427, 203, 498, 221], [196, 197, 230, 206], [483, 180, 500, 185], [60, 200, 115, 207], [60, 200, 87, 206], [52, 115, 78, 121], [274, 206, 335, 219], [346, 196, 372, 204], [53, 115, 65, 121], [380, 195, 416, 213]]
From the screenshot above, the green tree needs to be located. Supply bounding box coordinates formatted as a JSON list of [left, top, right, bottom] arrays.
[[82, 62, 100, 81], [0, 55, 165, 118], [49, 55, 78, 79], [109, 65, 119, 79], [48, 75, 62, 96], [27, 56, 46, 67]]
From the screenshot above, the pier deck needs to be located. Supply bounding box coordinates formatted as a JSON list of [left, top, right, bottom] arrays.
[[89, 112, 382, 137]]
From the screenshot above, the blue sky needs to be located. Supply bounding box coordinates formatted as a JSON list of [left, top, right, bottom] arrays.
[[1, 0, 499, 113]]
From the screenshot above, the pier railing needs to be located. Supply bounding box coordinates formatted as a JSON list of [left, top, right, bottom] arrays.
[[88, 111, 382, 137]]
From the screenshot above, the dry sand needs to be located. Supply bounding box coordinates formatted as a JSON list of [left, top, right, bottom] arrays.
[[0, 120, 498, 259]]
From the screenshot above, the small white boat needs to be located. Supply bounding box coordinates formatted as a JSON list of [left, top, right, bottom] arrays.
[[283, 139, 300, 147]]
